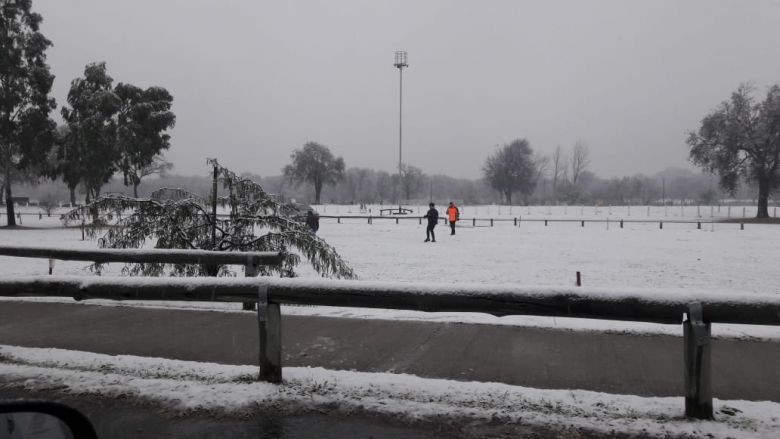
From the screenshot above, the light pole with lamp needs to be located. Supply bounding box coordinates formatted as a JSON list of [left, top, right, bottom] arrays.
[[388, 50, 413, 215]]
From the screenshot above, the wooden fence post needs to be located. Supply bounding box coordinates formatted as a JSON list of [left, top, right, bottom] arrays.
[[660, 221, 663, 229], [581, 220, 585, 227], [620, 219, 623, 229], [257, 285, 282, 383], [544, 220, 548, 226], [697, 222, 701, 230], [337, 217, 341, 224], [490, 219, 494, 227], [396, 217, 399, 224], [472, 218, 476, 226], [684, 303, 713, 419]]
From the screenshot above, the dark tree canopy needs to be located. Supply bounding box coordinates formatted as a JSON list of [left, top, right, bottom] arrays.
[[57, 62, 175, 204], [0, 0, 57, 225], [115, 83, 175, 195], [482, 139, 538, 205], [283, 142, 345, 204], [687, 84, 780, 218], [60, 62, 120, 202], [63, 159, 355, 279]]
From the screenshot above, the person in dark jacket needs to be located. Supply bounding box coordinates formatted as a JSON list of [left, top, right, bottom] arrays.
[[306, 209, 320, 234], [424, 202, 439, 242]]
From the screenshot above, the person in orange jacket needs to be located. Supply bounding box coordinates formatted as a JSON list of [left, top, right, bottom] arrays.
[[446, 201, 459, 235]]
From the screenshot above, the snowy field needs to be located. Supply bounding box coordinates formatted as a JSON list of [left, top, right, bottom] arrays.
[[2, 344, 778, 439], [2, 206, 780, 339], [2, 206, 780, 437]]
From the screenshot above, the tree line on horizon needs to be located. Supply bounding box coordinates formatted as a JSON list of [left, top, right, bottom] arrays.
[[3, 2, 780, 222]]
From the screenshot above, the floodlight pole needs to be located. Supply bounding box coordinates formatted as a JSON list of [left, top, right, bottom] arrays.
[[394, 51, 408, 210]]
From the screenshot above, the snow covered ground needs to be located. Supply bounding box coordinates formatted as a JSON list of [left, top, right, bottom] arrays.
[[1, 210, 780, 339], [2, 206, 780, 435], [1, 345, 778, 438]]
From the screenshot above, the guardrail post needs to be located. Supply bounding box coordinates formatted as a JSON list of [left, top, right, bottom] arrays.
[[544, 219, 548, 226], [660, 221, 663, 229], [337, 217, 341, 224], [684, 303, 713, 419], [472, 218, 476, 226], [697, 222, 701, 230], [581, 220, 585, 227], [243, 258, 260, 311], [257, 285, 282, 383], [620, 219, 623, 228]]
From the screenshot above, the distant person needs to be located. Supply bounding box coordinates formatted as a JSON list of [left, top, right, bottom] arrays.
[[446, 201, 460, 235], [424, 202, 439, 242], [306, 209, 320, 234]]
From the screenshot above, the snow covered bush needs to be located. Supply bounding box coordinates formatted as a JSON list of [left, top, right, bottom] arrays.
[[62, 159, 355, 279]]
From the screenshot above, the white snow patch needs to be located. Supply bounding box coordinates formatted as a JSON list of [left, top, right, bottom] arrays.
[[0, 345, 777, 438]]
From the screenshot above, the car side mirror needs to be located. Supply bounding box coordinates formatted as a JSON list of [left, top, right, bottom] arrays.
[[0, 401, 98, 439]]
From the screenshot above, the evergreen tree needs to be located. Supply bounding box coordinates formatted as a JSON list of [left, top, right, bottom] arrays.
[[63, 159, 355, 279], [114, 83, 175, 196], [0, 0, 57, 226], [60, 62, 120, 203]]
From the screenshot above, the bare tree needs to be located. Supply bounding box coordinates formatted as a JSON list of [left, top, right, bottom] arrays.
[[571, 141, 591, 186], [551, 145, 568, 201], [399, 164, 426, 201], [129, 155, 173, 198], [533, 154, 550, 201]]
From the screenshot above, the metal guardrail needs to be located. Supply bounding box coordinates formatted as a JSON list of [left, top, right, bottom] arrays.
[[0, 246, 283, 267], [0, 246, 282, 310], [1, 263, 779, 419]]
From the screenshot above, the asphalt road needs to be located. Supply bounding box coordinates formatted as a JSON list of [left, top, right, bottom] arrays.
[[1, 301, 779, 401]]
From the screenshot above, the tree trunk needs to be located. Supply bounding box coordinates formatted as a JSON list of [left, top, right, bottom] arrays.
[[314, 183, 322, 204], [757, 177, 770, 218], [69, 186, 76, 206], [4, 179, 15, 227], [133, 182, 139, 198], [504, 190, 512, 205]]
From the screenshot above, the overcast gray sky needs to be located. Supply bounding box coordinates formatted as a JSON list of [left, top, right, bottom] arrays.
[[35, 0, 780, 179]]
